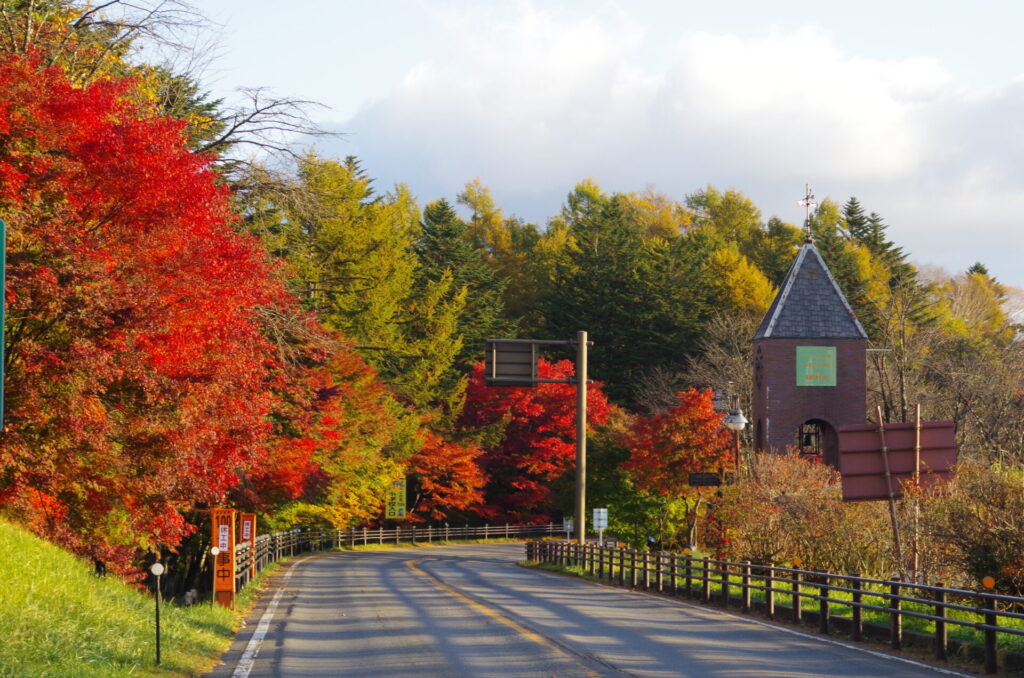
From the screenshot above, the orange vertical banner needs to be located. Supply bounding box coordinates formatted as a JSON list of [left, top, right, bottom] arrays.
[[210, 508, 236, 608], [240, 512, 257, 579]]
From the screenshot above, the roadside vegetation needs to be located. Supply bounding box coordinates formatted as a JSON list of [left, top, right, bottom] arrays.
[[0, 519, 275, 677]]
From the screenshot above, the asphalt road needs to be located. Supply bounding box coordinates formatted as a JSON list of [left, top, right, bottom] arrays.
[[206, 543, 971, 678]]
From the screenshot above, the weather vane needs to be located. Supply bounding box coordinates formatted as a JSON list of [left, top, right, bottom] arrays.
[[797, 183, 816, 243]]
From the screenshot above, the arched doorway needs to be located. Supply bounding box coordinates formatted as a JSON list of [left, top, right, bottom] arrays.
[[795, 418, 839, 467]]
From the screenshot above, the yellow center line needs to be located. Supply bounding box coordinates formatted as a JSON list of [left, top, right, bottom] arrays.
[[405, 558, 601, 678]]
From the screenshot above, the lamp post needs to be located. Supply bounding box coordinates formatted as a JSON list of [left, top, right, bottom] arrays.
[[150, 561, 165, 665], [722, 394, 748, 480]]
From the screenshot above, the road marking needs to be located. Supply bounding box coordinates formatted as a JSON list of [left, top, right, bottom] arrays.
[[406, 558, 603, 678], [231, 555, 315, 678], [529, 567, 973, 678]]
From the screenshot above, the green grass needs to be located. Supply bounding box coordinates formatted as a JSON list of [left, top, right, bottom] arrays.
[[528, 555, 1024, 659], [0, 519, 278, 677]]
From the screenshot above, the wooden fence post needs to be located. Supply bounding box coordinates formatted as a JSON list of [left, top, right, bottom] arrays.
[[890, 579, 902, 650], [631, 550, 639, 588], [721, 561, 730, 608], [983, 593, 997, 674], [702, 557, 711, 602], [685, 555, 693, 599], [670, 554, 678, 595], [934, 583, 947, 661], [792, 569, 802, 624], [643, 551, 651, 590], [766, 564, 775, 620], [742, 561, 751, 613], [819, 571, 830, 635], [851, 576, 863, 642]]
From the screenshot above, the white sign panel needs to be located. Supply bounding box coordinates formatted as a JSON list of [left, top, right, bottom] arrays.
[[218, 524, 230, 550], [593, 508, 608, 530]]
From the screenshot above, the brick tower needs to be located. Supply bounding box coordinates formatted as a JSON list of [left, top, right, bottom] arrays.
[[752, 242, 867, 466]]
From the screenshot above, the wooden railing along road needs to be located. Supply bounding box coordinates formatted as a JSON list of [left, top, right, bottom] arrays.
[[527, 540, 1024, 674], [231, 522, 561, 591]]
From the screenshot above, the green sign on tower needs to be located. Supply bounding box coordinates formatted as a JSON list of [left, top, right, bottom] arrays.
[[796, 346, 836, 386]]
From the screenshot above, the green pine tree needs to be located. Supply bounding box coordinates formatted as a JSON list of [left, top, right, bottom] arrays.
[[541, 183, 716, 404]]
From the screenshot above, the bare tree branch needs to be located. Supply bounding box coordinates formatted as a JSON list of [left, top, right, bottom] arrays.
[[199, 87, 337, 165]]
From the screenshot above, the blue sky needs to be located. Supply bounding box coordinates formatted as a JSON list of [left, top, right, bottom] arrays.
[[197, 1, 1024, 288]]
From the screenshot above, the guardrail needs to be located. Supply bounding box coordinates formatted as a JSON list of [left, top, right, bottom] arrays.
[[230, 522, 561, 592], [527, 540, 1024, 674]]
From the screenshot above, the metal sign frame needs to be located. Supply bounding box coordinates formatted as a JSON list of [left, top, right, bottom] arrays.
[[485, 334, 592, 545]]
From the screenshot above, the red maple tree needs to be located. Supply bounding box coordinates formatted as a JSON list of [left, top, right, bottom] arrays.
[[0, 54, 289, 570], [460, 358, 611, 523]]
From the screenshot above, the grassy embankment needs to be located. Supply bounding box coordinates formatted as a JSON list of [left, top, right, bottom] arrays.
[[0, 518, 279, 677]]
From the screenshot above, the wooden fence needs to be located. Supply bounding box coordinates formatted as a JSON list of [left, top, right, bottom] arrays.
[[231, 523, 560, 591], [527, 540, 1024, 674]]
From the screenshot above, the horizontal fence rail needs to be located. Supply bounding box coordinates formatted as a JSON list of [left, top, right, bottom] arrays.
[[527, 540, 1024, 674], [231, 523, 560, 592]]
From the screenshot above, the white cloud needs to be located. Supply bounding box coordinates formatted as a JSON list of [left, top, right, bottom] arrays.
[[664, 28, 955, 179], [326, 3, 1024, 283]]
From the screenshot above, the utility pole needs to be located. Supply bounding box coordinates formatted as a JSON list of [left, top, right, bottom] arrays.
[[575, 331, 587, 544]]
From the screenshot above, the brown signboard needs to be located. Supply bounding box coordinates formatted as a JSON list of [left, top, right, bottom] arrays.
[[838, 420, 956, 501], [688, 472, 734, 487], [485, 340, 537, 387]]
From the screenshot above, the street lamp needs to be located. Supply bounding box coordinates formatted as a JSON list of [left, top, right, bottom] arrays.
[[150, 562, 165, 665], [722, 395, 748, 479]]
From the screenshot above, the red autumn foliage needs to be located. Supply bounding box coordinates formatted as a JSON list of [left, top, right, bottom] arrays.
[[407, 430, 486, 522], [621, 388, 733, 496], [0, 54, 289, 570], [246, 342, 407, 516], [460, 358, 611, 523]]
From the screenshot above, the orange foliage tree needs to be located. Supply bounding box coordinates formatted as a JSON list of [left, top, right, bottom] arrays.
[[620, 388, 732, 547], [406, 430, 486, 523]]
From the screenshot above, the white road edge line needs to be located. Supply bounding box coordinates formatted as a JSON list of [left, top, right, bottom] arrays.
[[529, 567, 974, 678], [231, 555, 316, 678]]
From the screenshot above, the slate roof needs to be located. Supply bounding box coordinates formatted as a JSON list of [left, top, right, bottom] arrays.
[[754, 243, 867, 340]]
